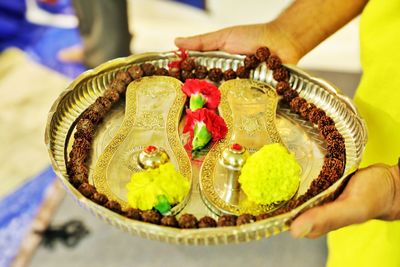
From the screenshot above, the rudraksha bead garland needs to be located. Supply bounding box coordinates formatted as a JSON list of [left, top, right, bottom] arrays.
[[67, 47, 346, 228]]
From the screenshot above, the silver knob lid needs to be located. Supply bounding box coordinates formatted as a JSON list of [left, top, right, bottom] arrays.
[[220, 143, 249, 171], [137, 145, 169, 169]]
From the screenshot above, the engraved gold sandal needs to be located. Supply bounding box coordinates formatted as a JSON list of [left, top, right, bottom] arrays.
[[92, 76, 192, 213], [199, 79, 287, 215]]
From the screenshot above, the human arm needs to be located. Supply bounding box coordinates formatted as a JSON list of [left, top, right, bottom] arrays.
[[290, 163, 400, 238], [175, 0, 368, 63]]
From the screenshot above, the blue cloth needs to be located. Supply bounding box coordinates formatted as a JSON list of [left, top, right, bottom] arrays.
[[23, 26, 85, 78], [0, 1, 35, 51], [0, 0, 85, 78], [36, 0, 75, 14], [0, 167, 56, 267], [174, 0, 205, 9]]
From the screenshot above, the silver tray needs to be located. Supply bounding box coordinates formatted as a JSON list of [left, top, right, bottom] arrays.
[[45, 51, 367, 245]]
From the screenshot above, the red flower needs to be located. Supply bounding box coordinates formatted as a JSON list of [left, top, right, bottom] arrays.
[[168, 48, 189, 70], [182, 79, 221, 110], [183, 108, 228, 151]]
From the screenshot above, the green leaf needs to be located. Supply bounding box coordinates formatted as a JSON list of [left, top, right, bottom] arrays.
[[189, 94, 206, 111], [154, 195, 171, 214], [192, 122, 212, 151]]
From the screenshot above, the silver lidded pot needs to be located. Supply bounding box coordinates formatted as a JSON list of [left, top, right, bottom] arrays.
[[219, 143, 249, 204]]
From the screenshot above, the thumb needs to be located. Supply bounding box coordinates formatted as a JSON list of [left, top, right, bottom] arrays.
[[175, 30, 227, 51], [290, 197, 371, 239]]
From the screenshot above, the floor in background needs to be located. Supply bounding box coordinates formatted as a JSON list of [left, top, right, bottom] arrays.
[[29, 70, 361, 267], [0, 49, 69, 198]]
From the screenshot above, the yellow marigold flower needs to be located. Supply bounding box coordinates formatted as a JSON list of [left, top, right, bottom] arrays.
[[239, 143, 301, 205], [126, 163, 190, 210]]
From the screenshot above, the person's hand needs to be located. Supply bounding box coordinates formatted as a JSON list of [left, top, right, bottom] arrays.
[[175, 23, 302, 64], [290, 163, 400, 239], [175, 0, 368, 65]]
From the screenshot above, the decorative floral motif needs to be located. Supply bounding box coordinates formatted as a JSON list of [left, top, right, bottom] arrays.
[[183, 108, 228, 151], [182, 79, 221, 110]]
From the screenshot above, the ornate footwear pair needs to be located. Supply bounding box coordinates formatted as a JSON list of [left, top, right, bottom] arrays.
[[92, 76, 293, 216]]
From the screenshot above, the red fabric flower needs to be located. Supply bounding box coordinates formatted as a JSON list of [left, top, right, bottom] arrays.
[[183, 108, 228, 151], [182, 79, 221, 110], [168, 48, 189, 70]]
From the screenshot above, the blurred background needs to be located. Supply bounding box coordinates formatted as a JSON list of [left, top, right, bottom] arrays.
[[0, 0, 361, 266]]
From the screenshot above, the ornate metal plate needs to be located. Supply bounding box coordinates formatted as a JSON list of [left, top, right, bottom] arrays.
[[45, 51, 367, 245]]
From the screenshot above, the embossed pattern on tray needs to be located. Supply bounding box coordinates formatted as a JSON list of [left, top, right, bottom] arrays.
[[45, 51, 367, 245]]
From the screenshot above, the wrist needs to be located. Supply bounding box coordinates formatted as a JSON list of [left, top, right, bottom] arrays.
[[270, 0, 368, 64], [263, 21, 304, 64], [387, 162, 400, 220], [271, 7, 320, 62]]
